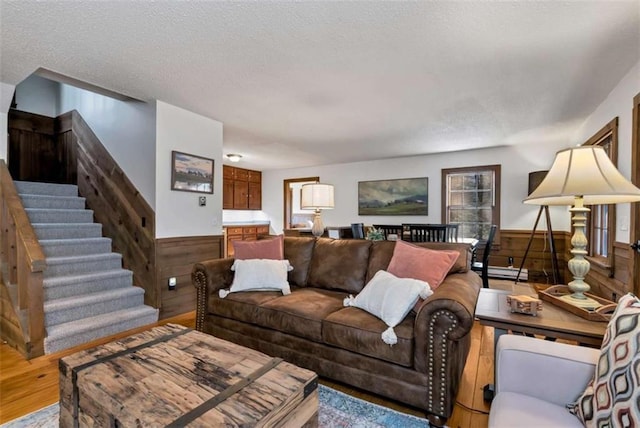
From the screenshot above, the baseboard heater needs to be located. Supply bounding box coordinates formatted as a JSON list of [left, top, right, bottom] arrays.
[[487, 266, 527, 281]]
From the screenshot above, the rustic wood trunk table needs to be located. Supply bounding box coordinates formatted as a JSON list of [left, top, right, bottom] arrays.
[[59, 324, 318, 427]]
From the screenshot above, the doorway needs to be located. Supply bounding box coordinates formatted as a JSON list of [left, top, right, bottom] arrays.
[[283, 176, 319, 230]]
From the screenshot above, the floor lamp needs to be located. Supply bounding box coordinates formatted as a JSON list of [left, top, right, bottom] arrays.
[[516, 171, 561, 284], [524, 146, 640, 309]]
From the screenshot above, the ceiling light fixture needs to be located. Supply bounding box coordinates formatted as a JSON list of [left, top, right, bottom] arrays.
[[226, 154, 242, 163]]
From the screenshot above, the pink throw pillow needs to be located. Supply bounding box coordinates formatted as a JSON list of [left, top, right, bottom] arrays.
[[387, 240, 459, 289], [233, 235, 284, 260]]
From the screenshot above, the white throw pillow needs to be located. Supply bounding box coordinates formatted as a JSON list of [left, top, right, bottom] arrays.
[[219, 259, 293, 298], [344, 270, 433, 345]]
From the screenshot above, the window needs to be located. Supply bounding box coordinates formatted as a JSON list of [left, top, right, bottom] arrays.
[[583, 118, 618, 266], [442, 165, 500, 241]]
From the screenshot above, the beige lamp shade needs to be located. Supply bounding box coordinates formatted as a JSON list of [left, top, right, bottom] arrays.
[[524, 146, 640, 206], [301, 183, 335, 210]]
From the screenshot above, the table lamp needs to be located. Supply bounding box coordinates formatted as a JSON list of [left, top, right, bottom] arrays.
[[524, 146, 640, 308], [301, 183, 335, 237]]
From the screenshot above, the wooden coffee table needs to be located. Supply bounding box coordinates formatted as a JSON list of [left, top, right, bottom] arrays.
[[475, 288, 607, 347], [59, 324, 318, 427]]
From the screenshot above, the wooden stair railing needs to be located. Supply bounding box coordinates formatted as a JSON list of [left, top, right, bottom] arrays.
[[0, 160, 46, 358]]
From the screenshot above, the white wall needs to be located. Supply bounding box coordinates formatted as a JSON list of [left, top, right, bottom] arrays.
[[0, 82, 15, 160], [14, 75, 58, 117], [262, 141, 570, 235], [570, 60, 640, 243], [57, 83, 157, 208], [155, 101, 224, 238]]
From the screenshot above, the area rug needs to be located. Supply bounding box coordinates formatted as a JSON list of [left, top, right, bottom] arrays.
[[1, 385, 428, 427]]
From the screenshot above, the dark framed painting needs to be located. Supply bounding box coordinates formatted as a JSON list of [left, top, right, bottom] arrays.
[[171, 151, 214, 194], [358, 177, 428, 215]]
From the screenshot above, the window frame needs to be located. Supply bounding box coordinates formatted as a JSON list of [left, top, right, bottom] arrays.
[[441, 164, 501, 244], [582, 118, 618, 269]]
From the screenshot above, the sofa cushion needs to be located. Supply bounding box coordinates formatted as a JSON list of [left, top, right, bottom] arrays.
[[366, 241, 471, 283], [307, 238, 372, 294], [233, 235, 284, 260], [489, 392, 583, 428], [209, 290, 283, 324], [253, 288, 346, 342], [284, 237, 316, 286], [222, 259, 292, 296], [344, 270, 432, 345], [387, 241, 459, 289], [323, 307, 414, 367], [570, 293, 640, 426]]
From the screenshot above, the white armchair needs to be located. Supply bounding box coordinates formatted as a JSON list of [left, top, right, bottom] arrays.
[[488, 334, 600, 428]]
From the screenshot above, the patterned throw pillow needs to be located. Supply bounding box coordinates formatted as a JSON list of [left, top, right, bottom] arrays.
[[569, 293, 640, 426]]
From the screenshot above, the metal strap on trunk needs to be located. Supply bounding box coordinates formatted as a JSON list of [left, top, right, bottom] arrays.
[[165, 357, 284, 428]]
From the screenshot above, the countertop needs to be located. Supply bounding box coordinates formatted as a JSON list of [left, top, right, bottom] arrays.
[[222, 221, 270, 227]]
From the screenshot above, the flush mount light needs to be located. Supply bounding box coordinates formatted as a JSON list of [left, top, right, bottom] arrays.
[[226, 154, 242, 163]]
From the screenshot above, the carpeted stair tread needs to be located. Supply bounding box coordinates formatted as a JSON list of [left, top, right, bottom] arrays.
[[43, 269, 133, 300], [44, 253, 123, 278], [40, 237, 112, 257], [25, 208, 94, 224], [44, 287, 145, 327], [44, 306, 159, 354], [32, 223, 103, 240], [19, 194, 86, 210], [15, 181, 79, 197]]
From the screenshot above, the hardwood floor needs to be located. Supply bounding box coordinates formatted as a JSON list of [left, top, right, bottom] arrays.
[[1, 282, 529, 426]]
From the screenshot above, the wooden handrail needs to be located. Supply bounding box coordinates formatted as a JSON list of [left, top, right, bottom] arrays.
[[0, 160, 46, 357]]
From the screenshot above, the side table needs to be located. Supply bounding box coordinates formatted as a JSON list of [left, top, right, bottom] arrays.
[[475, 288, 607, 402]]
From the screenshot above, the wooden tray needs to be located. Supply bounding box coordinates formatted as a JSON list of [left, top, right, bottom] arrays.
[[537, 285, 617, 322]]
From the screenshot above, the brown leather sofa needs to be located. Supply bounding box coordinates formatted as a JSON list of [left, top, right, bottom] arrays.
[[192, 237, 482, 426]]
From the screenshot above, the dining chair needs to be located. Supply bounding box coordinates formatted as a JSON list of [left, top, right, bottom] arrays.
[[351, 223, 365, 239], [471, 224, 497, 288], [445, 224, 459, 242], [406, 224, 448, 242], [372, 224, 404, 240]]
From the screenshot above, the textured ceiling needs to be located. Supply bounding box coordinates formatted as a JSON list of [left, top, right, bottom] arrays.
[[1, 1, 639, 171]]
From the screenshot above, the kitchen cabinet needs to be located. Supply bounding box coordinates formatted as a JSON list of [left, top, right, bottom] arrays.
[[224, 224, 270, 257], [223, 165, 262, 210]]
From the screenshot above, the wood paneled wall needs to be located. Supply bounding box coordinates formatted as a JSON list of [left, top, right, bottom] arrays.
[[487, 229, 570, 284], [156, 235, 223, 319], [492, 229, 632, 302], [585, 242, 632, 302], [7, 110, 63, 183]]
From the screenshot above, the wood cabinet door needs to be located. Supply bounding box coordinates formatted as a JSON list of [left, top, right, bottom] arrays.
[[233, 180, 248, 209], [223, 178, 234, 209], [223, 165, 235, 180], [248, 181, 261, 210], [247, 170, 261, 183]]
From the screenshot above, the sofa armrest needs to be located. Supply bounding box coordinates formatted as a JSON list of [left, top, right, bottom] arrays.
[[496, 335, 599, 405], [413, 271, 482, 419], [192, 258, 235, 331]]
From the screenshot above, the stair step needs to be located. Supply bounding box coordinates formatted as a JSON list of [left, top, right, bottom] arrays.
[[19, 194, 86, 210], [43, 269, 132, 300], [44, 287, 145, 327], [44, 253, 122, 278], [44, 306, 159, 354], [26, 208, 94, 224], [40, 238, 112, 257], [15, 181, 78, 197], [33, 223, 103, 240]]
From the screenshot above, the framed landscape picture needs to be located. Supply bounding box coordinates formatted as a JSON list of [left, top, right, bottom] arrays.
[[358, 177, 428, 215], [171, 151, 214, 194]]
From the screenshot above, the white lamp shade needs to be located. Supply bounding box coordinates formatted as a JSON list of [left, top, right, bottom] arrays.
[[524, 146, 640, 206], [301, 183, 335, 210]]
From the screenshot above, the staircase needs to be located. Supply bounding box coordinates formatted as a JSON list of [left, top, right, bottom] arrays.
[[15, 181, 159, 354]]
